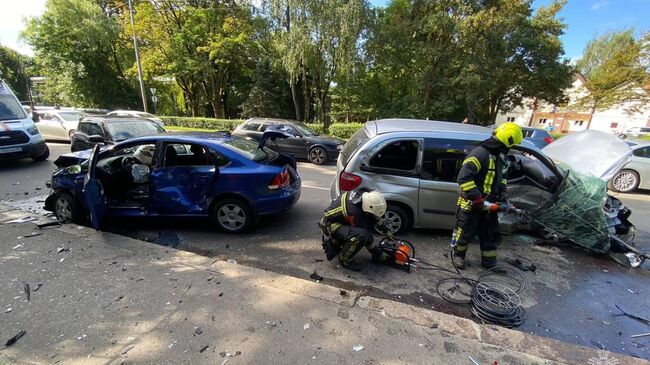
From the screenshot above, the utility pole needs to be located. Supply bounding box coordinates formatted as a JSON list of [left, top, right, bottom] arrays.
[[128, 0, 148, 112]]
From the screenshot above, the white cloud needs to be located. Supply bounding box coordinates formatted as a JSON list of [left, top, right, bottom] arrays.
[[591, 0, 610, 11], [0, 0, 46, 55]]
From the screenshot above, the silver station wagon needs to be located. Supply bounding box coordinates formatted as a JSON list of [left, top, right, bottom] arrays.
[[329, 119, 634, 241]]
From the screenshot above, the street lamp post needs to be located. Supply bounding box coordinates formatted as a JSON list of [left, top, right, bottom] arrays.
[[127, 0, 148, 112]]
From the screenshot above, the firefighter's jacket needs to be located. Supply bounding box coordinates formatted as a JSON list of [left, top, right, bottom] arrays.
[[457, 137, 508, 203], [321, 191, 381, 233]]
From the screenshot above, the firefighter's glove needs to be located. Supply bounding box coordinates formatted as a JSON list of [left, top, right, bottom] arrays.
[[471, 196, 485, 210]]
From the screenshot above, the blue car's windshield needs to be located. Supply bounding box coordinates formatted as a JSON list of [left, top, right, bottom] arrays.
[[222, 136, 278, 163]]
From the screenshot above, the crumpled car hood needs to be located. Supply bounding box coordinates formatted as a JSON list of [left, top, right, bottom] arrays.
[[542, 130, 632, 181], [54, 149, 94, 168]]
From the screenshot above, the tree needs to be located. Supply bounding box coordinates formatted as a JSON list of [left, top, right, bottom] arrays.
[[0, 45, 32, 102], [22, 0, 137, 108], [241, 60, 293, 118], [575, 30, 650, 125], [269, 0, 370, 128]]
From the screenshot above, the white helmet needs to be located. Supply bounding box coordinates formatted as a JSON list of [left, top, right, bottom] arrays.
[[361, 191, 387, 218], [134, 144, 155, 165]]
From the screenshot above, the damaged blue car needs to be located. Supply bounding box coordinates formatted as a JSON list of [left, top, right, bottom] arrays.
[[44, 130, 301, 233]]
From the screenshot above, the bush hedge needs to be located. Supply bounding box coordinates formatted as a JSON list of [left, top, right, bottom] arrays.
[[160, 116, 365, 140], [160, 116, 244, 131]]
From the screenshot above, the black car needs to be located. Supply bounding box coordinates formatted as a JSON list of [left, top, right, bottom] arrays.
[[71, 116, 166, 152], [232, 118, 344, 165]]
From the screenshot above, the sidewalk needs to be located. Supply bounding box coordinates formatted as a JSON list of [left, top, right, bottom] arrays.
[[0, 205, 647, 365]]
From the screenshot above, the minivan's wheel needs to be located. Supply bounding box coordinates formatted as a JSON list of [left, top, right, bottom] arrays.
[[54, 192, 83, 223], [309, 147, 328, 165], [610, 169, 639, 193], [211, 198, 253, 233], [32, 145, 50, 162], [385, 204, 410, 235]]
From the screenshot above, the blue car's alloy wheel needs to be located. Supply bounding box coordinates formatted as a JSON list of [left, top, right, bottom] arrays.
[[212, 198, 252, 233]]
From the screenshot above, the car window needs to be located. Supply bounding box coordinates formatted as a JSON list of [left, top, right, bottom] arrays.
[[421, 138, 480, 182], [89, 123, 104, 136], [293, 122, 319, 136], [104, 121, 165, 142], [259, 123, 274, 132], [522, 130, 535, 138], [77, 122, 90, 134], [242, 121, 262, 131], [222, 136, 278, 163], [369, 140, 419, 172], [163, 143, 224, 167], [277, 124, 300, 136], [341, 127, 370, 164], [0, 84, 28, 121], [58, 112, 85, 122], [633, 147, 650, 158]]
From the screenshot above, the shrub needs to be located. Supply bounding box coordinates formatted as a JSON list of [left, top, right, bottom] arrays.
[[328, 123, 364, 139], [160, 116, 244, 131]]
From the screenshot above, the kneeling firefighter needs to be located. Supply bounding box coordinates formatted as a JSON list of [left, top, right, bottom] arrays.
[[452, 122, 523, 270], [319, 190, 392, 271]]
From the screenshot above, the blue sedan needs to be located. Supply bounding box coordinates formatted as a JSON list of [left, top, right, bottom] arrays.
[[44, 132, 301, 233]]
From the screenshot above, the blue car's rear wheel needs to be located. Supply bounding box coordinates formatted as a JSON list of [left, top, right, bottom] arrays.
[[211, 198, 252, 233], [53, 192, 83, 224]]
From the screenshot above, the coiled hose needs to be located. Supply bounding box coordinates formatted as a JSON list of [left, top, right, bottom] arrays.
[[415, 249, 527, 328]]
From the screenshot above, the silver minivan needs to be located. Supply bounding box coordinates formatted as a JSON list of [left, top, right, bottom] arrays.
[[330, 119, 501, 233]]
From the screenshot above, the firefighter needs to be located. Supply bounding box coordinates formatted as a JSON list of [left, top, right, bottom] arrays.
[[452, 122, 523, 270], [319, 190, 391, 271]]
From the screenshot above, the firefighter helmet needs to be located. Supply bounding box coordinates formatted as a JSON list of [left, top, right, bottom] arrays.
[[493, 122, 523, 148], [361, 191, 387, 218]]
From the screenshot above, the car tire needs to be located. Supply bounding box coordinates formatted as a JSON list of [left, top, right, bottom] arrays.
[[308, 147, 328, 165], [53, 192, 84, 224], [211, 198, 253, 233], [609, 169, 640, 193], [32, 145, 50, 162], [385, 204, 410, 235]]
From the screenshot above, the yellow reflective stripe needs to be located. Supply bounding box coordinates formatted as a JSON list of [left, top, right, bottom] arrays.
[[330, 223, 342, 232], [457, 197, 472, 211], [325, 207, 343, 217], [454, 244, 468, 252], [481, 250, 497, 258], [341, 192, 348, 216], [460, 181, 477, 191], [483, 158, 496, 194], [501, 178, 507, 185], [462, 156, 481, 171]]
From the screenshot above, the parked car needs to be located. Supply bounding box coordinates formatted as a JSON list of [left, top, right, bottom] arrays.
[[609, 141, 650, 192], [330, 119, 634, 258], [106, 110, 164, 127], [71, 117, 166, 152], [233, 118, 344, 165], [45, 131, 301, 233], [618, 126, 650, 140], [35, 109, 86, 141], [0, 80, 49, 162]]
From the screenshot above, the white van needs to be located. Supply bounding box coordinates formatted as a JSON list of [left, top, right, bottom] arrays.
[[0, 80, 49, 161]]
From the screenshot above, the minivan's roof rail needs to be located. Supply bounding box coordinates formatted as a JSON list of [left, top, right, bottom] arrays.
[[369, 118, 492, 136]]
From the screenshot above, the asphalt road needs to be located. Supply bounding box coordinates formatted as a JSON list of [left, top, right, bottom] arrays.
[[2, 142, 650, 360]]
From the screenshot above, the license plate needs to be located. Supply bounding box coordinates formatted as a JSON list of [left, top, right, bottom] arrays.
[[0, 147, 22, 154]]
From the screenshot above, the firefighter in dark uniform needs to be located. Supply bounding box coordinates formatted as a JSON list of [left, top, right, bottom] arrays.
[[319, 190, 391, 271], [452, 122, 523, 269]]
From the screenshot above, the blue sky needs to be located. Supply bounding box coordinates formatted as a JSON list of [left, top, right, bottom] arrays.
[[1, 0, 648, 59], [370, 0, 650, 59]]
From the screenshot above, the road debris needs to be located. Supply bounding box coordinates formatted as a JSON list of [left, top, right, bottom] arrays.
[[352, 345, 364, 352], [310, 271, 323, 282], [6, 216, 36, 223], [18, 232, 42, 239], [467, 355, 480, 365], [613, 305, 650, 326], [36, 221, 61, 229], [11, 244, 23, 250], [56, 247, 70, 253], [24, 283, 31, 301], [504, 257, 537, 272], [122, 345, 135, 355], [194, 326, 203, 335], [226, 259, 238, 264], [631, 333, 650, 339], [339, 290, 348, 297], [5, 330, 26, 346], [4, 307, 13, 313], [303, 323, 310, 330], [33, 283, 43, 292], [265, 321, 277, 327], [199, 345, 209, 353]]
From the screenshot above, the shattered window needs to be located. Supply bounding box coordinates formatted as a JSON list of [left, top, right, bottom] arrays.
[[421, 138, 479, 182]]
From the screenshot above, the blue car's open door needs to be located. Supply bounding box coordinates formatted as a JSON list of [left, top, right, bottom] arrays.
[[83, 145, 107, 229]]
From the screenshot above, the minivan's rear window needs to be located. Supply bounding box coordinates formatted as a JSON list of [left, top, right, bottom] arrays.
[[0, 84, 28, 121], [341, 127, 370, 164]]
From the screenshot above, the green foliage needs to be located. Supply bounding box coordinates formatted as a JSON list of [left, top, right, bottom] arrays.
[[241, 61, 293, 119], [328, 123, 364, 139], [575, 30, 649, 113], [0, 45, 31, 102], [22, 0, 137, 108], [160, 116, 244, 131]]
